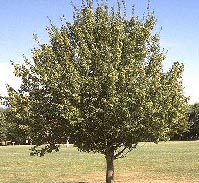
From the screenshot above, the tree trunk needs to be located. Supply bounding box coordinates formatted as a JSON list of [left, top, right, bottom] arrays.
[[106, 151, 114, 183]]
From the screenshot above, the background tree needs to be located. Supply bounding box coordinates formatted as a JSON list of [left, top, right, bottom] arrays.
[[5, 1, 189, 182], [0, 107, 29, 144], [0, 108, 7, 142], [179, 103, 199, 140], [170, 103, 199, 141], [188, 103, 199, 138]]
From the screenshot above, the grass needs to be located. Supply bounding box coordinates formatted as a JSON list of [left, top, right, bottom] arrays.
[[1, 141, 199, 183]]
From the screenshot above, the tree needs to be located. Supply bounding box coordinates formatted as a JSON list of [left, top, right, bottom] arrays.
[[184, 103, 199, 140], [0, 108, 7, 142], [0, 107, 29, 144], [5, 1, 189, 182], [170, 103, 199, 141], [189, 103, 199, 137]]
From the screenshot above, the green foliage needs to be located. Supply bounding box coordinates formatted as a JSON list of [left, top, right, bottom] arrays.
[[0, 107, 30, 143], [30, 144, 59, 157], [171, 103, 199, 140], [5, 0, 188, 156], [0, 108, 7, 141], [186, 103, 199, 139], [189, 103, 199, 125], [4, 0, 189, 182]]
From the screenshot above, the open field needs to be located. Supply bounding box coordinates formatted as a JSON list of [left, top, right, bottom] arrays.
[[1, 141, 199, 183]]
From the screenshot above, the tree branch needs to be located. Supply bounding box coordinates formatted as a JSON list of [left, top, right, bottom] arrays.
[[114, 147, 127, 159], [114, 143, 138, 159]]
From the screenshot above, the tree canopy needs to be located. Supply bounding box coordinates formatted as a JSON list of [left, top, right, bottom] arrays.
[[4, 1, 189, 182]]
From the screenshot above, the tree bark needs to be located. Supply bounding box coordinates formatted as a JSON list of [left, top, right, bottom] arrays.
[[106, 151, 114, 183]]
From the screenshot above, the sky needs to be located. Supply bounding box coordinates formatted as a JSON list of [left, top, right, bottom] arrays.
[[0, 0, 198, 104]]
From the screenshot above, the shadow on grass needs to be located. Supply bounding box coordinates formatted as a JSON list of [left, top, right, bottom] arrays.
[[55, 182, 101, 183], [55, 182, 100, 183]]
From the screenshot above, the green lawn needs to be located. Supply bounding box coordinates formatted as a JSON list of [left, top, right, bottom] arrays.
[[0, 141, 199, 183]]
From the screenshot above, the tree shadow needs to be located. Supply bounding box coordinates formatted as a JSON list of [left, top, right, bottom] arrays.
[[55, 182, 101, 183], [55, 182, 100, 183]]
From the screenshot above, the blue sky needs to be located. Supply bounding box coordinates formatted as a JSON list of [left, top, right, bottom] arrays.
[[0, 0, 198, 104]]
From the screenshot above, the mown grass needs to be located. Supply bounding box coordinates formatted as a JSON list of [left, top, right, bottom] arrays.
[[0, 141, 199, 183]]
